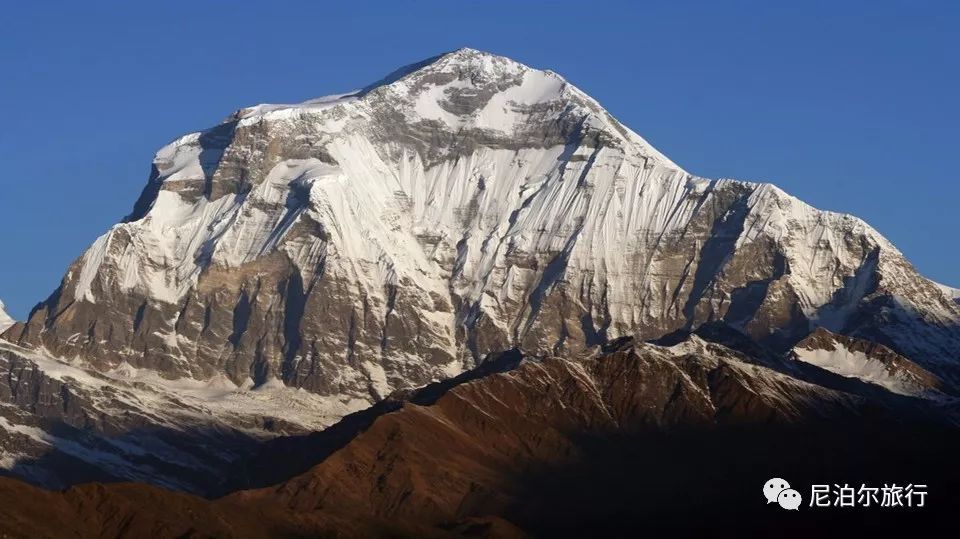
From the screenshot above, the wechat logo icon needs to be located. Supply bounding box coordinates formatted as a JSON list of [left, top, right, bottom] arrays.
[[764, 478, 802, 510]]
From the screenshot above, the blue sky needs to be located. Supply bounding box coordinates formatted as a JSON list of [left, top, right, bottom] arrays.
[[0, 1, 957, 318]]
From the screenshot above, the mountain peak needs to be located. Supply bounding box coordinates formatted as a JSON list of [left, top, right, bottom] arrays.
[[446, 46, 488, 57], [427, 46, 531, 72], [377, 47, 535, 85], [231, 48, 550, 126], [339, 47, 539, 107], [227, 48, 682, 166]]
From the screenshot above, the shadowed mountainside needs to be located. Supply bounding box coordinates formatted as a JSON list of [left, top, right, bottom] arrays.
[[2, 338, 958, 538]]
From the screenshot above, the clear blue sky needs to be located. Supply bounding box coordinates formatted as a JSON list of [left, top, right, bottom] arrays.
[[0, 1, 957, 318]]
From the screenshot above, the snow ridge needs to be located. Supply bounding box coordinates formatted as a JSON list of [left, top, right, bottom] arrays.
[[0, 300, 14, 333]]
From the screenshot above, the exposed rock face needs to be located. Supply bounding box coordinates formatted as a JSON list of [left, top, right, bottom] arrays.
[[4, 48, 960, 408]]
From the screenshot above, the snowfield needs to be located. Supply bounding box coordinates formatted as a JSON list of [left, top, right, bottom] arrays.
[[0, 300, 14, 333]]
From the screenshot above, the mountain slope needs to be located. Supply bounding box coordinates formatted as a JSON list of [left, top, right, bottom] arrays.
[[237, 338, 959, 536], [5, 48, 958, 408], [0, 301, 13, 333], [0, 340, 366, 494], [1, 336, 958, 538]]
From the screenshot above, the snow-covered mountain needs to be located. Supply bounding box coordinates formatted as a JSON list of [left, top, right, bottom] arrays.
[[0, 301, 13, 333], [4, 48, 959, 409], [0, 47, 958, 499]]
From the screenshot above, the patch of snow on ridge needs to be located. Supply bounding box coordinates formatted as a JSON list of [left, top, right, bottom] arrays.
[[793, 343, 921, 397], [0, 300, 13, 332], [932, 281, 960, 303], [236, 92, 361, 126], [153, 132, 207, 184]]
